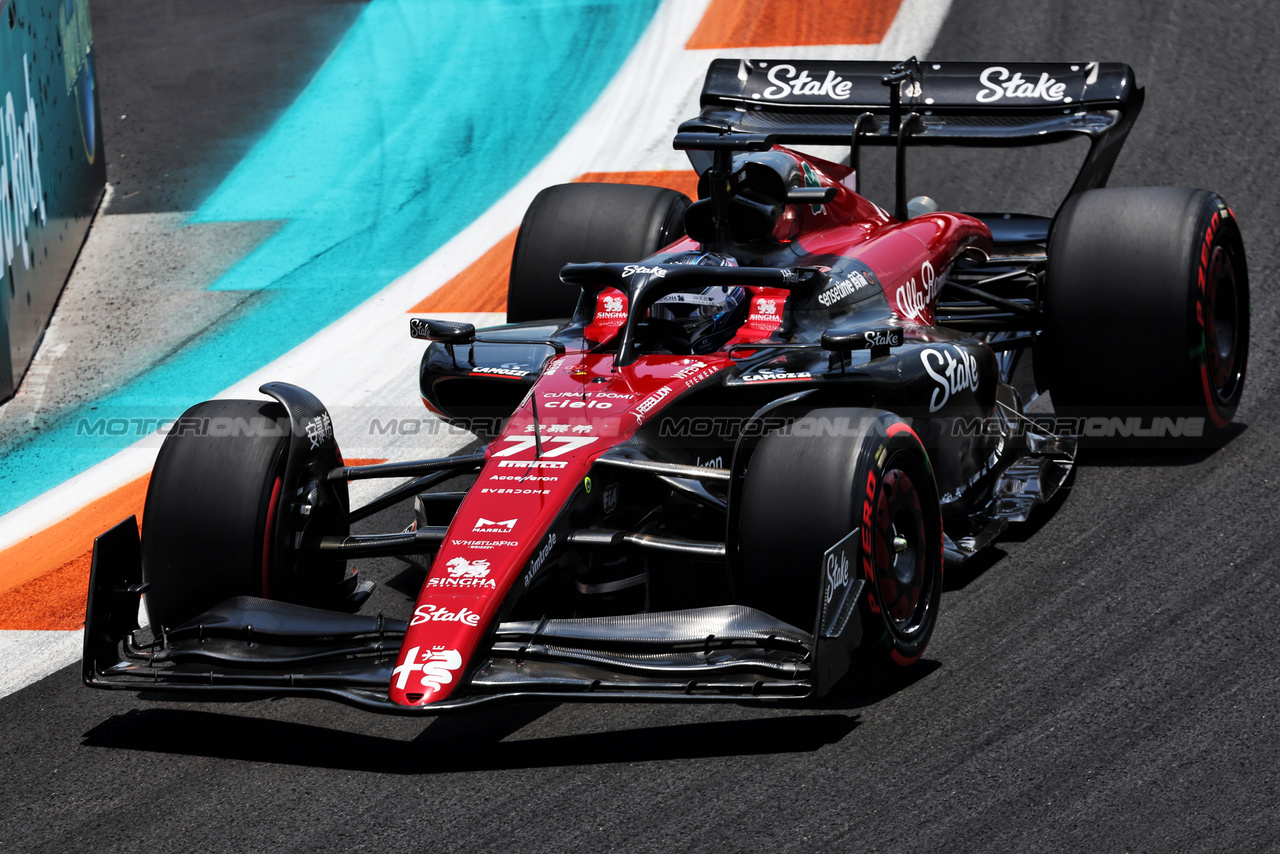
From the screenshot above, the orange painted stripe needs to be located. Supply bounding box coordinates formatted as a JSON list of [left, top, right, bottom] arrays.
[[0, 475, 149, 630], [409, 231, 518, 314], [574, 170, 701, 201], [686, 0, 902, 49], [0, 551, 99, 630], [0, 475, 150, 598], [343, 458, 388, 467], [408, 171, 698, 316]]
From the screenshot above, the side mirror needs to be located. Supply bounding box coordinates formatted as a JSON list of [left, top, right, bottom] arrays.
[[409, 318, 475, 345], [785, 186, 837, 205]]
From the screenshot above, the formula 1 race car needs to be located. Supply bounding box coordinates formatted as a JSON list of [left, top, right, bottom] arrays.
[[84, 58, 1248, 713]]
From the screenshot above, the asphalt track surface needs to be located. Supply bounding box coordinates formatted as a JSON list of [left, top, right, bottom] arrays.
[[3, 2, 1280, 852]]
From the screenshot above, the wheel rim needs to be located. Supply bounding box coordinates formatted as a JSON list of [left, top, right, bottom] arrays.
[[872, 463, 930, 636], [1205, 244, 1243, 402]]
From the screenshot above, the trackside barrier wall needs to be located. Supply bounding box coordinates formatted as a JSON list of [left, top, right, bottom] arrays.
[[0, 0, 105, 401]]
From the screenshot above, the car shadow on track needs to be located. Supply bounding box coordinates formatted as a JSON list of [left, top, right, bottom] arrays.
[[1073, 422, 1247, 467], [80, 705, 858, 773], [814, 659, 942, 711]]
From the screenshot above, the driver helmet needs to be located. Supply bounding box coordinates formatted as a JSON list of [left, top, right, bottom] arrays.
[[647, 251, 747, 352]]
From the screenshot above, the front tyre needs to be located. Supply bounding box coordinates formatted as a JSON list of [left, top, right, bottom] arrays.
[[140, 399, 291, 631], [738, 408, 943, 668]]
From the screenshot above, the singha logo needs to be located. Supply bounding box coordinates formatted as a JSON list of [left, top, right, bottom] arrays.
[[446, 557, 491, 579]]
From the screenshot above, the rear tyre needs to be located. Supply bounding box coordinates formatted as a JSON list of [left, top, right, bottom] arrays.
[[1040, 187, 1249, 441], [507, 182, 690, 323], [738, 408, 943, 667], [141, 399, 290, 631]]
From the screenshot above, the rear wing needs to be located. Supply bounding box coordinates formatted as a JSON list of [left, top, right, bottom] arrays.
[[677, 58, 1144, 215]]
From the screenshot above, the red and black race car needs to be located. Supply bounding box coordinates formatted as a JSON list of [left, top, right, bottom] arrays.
[[84, 58, 1248, 712]]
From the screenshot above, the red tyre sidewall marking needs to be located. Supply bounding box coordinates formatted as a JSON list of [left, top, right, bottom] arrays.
[[860, 466, 879, 615], [1196, 209, 1231, 429], [262, 475, 283, 599], [882, 421, 936, 666]]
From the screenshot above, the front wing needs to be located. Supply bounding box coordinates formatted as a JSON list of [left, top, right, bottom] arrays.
[[82, 517, 865, 714]]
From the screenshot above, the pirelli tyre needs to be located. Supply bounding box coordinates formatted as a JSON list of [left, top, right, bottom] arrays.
[[738, 408, 944, 669], [140, 399, 293, 631], [1039, 187, 1249, 443], [507, 182, 690, 323]]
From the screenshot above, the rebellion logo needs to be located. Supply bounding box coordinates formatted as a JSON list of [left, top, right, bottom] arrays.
[[976, 66, 1069, 103], [632, 386, 673, 425]]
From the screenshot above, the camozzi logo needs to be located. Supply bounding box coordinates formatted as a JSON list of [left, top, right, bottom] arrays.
[[0, 55, 47, 282]]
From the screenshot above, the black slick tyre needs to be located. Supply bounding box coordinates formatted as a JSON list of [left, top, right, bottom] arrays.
[[1040, 187, 1249, 442], [738, 408, 943, 668], [140, 399, 290, 631], [506, 182, 690, 323]]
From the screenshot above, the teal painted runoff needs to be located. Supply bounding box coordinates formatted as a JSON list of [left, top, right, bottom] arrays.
[[0, 0, 660, 515]]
